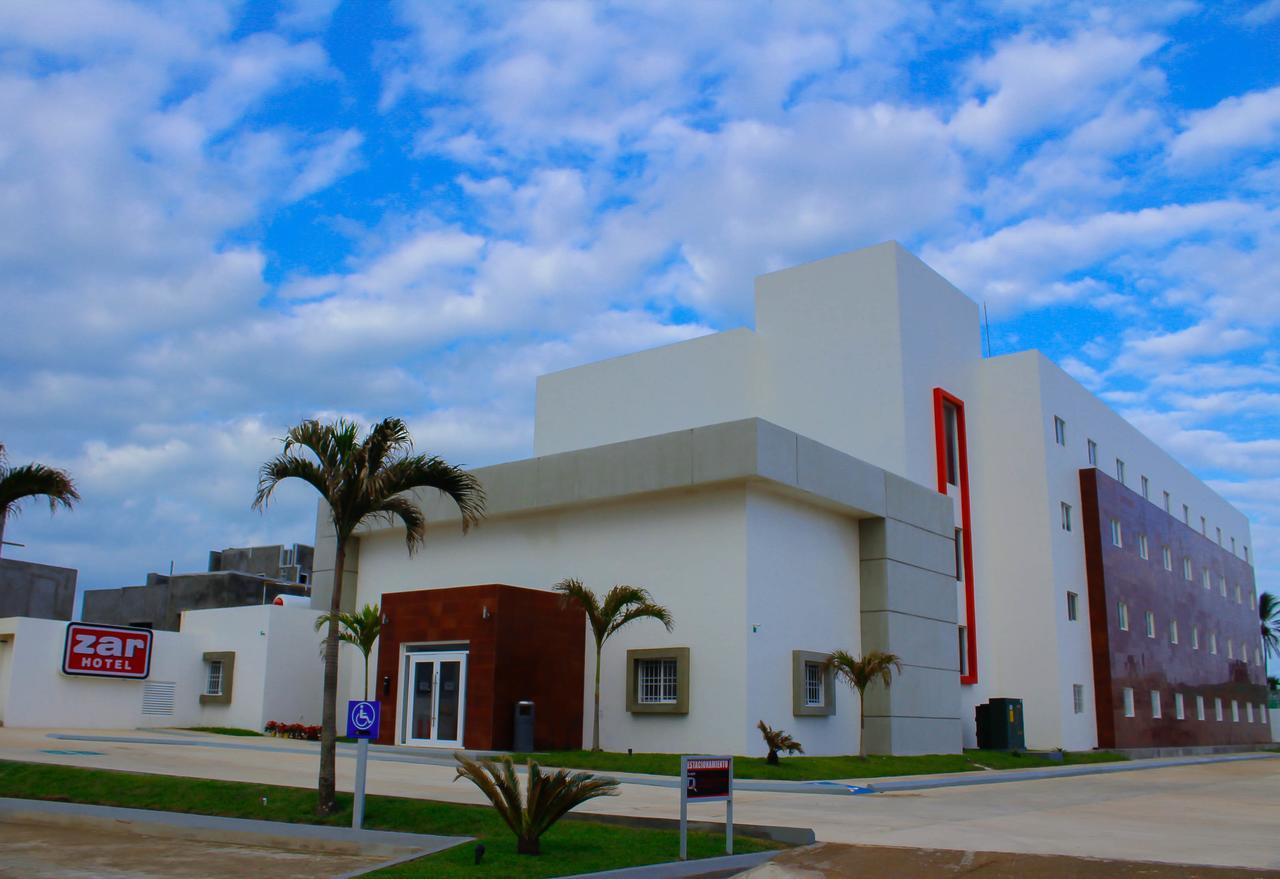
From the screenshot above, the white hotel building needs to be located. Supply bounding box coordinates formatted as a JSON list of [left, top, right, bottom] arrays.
[[314, 242, 1269, 756]]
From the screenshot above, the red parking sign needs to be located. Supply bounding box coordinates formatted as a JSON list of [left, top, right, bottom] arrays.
[[62, 623, 153, 679]]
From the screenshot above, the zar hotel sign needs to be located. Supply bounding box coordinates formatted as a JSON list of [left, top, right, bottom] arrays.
[[61, 622, 153, 679]]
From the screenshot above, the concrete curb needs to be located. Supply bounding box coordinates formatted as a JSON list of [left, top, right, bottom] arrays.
[[553, 850, 779, 879]]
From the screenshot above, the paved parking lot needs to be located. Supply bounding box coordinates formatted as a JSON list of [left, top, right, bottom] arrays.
[[0, 820, 388, 879]]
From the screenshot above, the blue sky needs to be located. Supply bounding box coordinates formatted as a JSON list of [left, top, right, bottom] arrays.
[[1, 1, 1277, 630]]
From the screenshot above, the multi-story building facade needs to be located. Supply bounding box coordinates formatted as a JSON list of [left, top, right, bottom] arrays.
[[313, 242, 1269, 754]]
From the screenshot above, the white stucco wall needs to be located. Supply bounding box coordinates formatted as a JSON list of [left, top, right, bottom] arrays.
[[744, 489, 862, 757], [535, 329, 762, 457]]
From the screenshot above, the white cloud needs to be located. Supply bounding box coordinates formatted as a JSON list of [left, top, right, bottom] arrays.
[[1167, 85, 1280, 168]]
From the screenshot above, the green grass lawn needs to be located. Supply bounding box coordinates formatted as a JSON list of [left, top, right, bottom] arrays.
[[0, 760, 776, 878], [181, 726, 264, 737], [507, 748, 1127, 781]]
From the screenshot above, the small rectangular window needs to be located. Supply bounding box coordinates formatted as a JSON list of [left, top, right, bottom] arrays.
[[1247, 703, 1254, 723], [1216, 526, 1222, 546], [1088, 439, 1098, 466], [1183, 504, 1190, 524], [1169, 619, 1178, 645], [1110, 518, 1123, 547], [943, 401, 960, 487], [1227, 639, 1234, 660], [1244, 545, 1249, 563], [1196, 695, 1205, 720], [1067, 591, 1079, 622], [1218, 574, 1226, 596], [1231, 536, 1236, 553], [1141, 475, 1149, 500], [1116, 459, 1126, 484], [1054, 416, 1067, 446], [1231, 700, 1239, 722], [1117, 602, 1129, 631], [1151, 691, 1162, 719], [803, 661, 824, 707], [1138, 533, 1148, 559], [1200, 515, 1207, 536], [1162, 546, 1172, 570], [1203, 569, 1211, 590], [958, 626, 969, 677], [1210, 632, 1218, 655], [637, 658, 679, 704], [1061, 502, 1072, 532], [1192, 627, 1200, 650], [954, 528, 963, 580], [1144, 611, 1155, 639], [1073, 684, 1084, 714], [1215, 698, 1223, 721], [1175, 693, 1185, 720], [205, 660, 223, 697], [1122, 687, 1135, 718], [1235, 584, 1242, 604], [1163, 491, 1171, 513], [1184, 558, 1193, 581]]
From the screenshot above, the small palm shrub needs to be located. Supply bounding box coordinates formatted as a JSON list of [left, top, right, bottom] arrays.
[[757, 720, 803, 765], [454, 754, 619, 854]]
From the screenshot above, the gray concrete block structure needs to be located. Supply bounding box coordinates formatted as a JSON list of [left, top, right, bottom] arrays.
[[0, 559, 76, 621]]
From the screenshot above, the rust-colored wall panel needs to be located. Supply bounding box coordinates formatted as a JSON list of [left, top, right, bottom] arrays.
[[1080, 469, 1267, 748], [375, 584, 584, 751]]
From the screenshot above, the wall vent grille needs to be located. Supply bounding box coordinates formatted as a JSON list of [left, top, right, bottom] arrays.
[[141, 681, 176, 716]]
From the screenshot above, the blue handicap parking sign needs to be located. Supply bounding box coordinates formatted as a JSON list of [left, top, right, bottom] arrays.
[[346, 700, 380, 739]]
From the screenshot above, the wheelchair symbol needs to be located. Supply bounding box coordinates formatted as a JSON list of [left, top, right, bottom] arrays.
[[351, 703, 375, 732]]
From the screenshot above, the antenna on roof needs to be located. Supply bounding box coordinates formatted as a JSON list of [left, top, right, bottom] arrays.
[[983, 302, 992, 358]]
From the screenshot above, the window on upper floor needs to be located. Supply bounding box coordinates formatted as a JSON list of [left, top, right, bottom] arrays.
[[1175, 692, 1185, 720], [1183, 504, 1190, 524], [1110, 518, 1123, 547], [943, 401, 960, 487], [1163, 491, 1171, 514], [1088, 439, 1098, 466], [1231, 536, 1236, 554], [1054, 416, 1067, 447], [1138, 533, 1149, 560], [1216, 527, 1222, 546], [1116, 458, 1126, 485], [954, 528, 963, 581], [1122, 687, 1135, 718], [1192, 626, 1200, 650], [1141, 475, 1150, 500], [1209, 632, 1218, 654], [1061, 502, 1072, 532], [1235, 584, 1242, 604], [1162, 545, 1172, 571], [1201, 515, 1207, 536], [1073, 684, 1085, 714], [1202, 568, 1211, 590], [1067, 591, 1079, 622], [1231, 700, 1239, 723], [1218, 574, 1226, 597], [1215, 698, 1224, 721], [1244, 545, 1249, 563], [1151, 690, 1162, 719], [1183, 558, 1193, 581], [1117, 602, 1130, 631], [1144, 611, 1155, 639], [1196, 695, 1206, 720], [1227, 639, 1234, 660], [1169, 619, 1179, 645]]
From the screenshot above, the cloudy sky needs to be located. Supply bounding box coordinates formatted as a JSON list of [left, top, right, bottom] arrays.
[[1, 1, 1277, 621]]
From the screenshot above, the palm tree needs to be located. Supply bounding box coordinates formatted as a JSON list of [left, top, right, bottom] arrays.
[[757, 720, 804, 765], [0, 443, 80, 558], [1260, 591, 1279, 658], [314, 603, 382, 701], [826, 649, 903, 758], [454, 753, 618, 855], [254, 417, 485, 814], [553, 578, 673, 752]]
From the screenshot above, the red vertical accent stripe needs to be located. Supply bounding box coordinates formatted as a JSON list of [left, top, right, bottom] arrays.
[[934, 388, 978, 685]]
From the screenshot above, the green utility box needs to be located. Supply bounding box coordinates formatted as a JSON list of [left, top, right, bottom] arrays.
[[975, 698, 1025, 750]]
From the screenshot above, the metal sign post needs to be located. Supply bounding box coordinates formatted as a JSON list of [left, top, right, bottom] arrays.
[[346, 700, 381, 830], [679, 755, 733, 860]]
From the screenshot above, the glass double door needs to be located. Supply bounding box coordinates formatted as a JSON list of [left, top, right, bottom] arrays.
[[402, 652, 467, 747]]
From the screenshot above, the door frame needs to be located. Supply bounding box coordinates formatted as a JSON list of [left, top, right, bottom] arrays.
[[396, 645, 469, 748]]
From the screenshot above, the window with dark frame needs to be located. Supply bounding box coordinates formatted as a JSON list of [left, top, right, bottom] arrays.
[[1067, 591, 1078, 621], [205, 660, 223, 696], [943, 401, 960, 487], [1053, 416, 1066, 446], [637, 658, 678, 704], [803, 661, 823, 707]]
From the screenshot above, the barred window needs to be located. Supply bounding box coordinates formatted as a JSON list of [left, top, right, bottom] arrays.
[[205, 660, 224, 696], [637, 658, 678, 704], [804, 661, 824, 707]]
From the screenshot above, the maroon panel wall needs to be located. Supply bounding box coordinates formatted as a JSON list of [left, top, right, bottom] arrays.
[[1080, 469, 1267, 748], [375, 584, 585, 750]]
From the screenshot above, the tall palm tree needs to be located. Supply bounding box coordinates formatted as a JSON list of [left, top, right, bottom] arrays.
[[314, 603, 382, 700], [826, 649, 903, 758], [553, 578, 673, 752], [0, 442, 80, 558], [1261, 591, 1280, 659], [254, 417, 484, 814]]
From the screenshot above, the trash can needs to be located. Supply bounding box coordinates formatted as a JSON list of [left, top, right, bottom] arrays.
[[975, 697, 1025, 750], [513, 700, 535, 752]]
